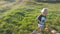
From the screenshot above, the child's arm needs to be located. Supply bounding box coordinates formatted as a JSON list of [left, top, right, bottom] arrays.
[[36, 16, 40, 23]]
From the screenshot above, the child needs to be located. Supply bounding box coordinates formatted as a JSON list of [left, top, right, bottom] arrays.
[[37, 8, 48, 34], [32, 8, 48, 34]]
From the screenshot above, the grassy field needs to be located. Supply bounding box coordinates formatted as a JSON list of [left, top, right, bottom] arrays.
[[0, 0, 60, 34]]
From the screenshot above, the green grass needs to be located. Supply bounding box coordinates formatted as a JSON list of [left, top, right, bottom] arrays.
[[0, 0, 60, 34]]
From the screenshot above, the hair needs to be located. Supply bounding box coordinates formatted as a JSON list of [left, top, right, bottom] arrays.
[[41, 8, 48, 13]]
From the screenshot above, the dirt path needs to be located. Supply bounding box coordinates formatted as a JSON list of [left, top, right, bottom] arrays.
[[0, 0, 23, 19]]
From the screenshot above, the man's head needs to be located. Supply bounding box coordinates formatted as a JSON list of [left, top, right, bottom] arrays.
[[51, 30, 57, 34], [41, 8, 48, 16]]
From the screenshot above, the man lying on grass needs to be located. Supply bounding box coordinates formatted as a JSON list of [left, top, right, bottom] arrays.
[[45, 26, 60, 34]]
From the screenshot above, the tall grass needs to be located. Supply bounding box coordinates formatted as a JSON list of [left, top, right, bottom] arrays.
[[0, 0, 60, 34]]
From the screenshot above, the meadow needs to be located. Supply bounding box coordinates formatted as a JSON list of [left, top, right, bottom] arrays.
[[0, 0, 60, 34]]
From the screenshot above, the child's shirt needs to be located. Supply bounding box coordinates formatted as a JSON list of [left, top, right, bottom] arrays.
[[37, 14, 46, 25]]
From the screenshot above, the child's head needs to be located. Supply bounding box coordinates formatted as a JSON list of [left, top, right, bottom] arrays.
[[41, 8, 48, 16]]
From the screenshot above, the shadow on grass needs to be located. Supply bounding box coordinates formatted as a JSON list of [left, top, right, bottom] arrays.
[[37, 1, 60, 4]]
